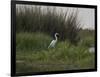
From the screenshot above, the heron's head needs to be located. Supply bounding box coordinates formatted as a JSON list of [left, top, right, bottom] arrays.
[[55, 33, 59, 37]]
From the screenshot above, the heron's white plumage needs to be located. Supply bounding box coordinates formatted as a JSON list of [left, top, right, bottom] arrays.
[[48, 40, 57, 48], [48, 33, 59, 48]]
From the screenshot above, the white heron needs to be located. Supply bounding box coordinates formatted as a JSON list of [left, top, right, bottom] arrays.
[[48, 33, 59, 48]]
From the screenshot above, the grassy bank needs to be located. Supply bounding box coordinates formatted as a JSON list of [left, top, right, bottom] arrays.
[[16, 32, 95, 73]]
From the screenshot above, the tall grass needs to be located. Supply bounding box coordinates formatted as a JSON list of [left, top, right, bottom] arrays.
[[16, 32, 51, 51], [16, 6, 80, 44]]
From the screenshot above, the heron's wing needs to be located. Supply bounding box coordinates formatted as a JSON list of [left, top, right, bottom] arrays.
[[48, 40, 54, 48], [48, 40, 56, 48], [50, 40, 54, 45]]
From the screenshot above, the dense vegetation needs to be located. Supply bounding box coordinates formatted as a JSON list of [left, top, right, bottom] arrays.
[[16, 5, 95, 73], [16, 6, 80, 44]]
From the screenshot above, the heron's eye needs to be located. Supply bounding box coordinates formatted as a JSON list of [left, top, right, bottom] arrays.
[[57, 34, 59, 37]]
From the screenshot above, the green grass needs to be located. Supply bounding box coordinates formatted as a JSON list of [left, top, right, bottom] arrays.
[[16, 32, 95, 73]]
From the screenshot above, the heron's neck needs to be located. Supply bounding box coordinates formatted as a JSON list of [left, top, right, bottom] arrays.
[[55, 35, 57, 41]]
